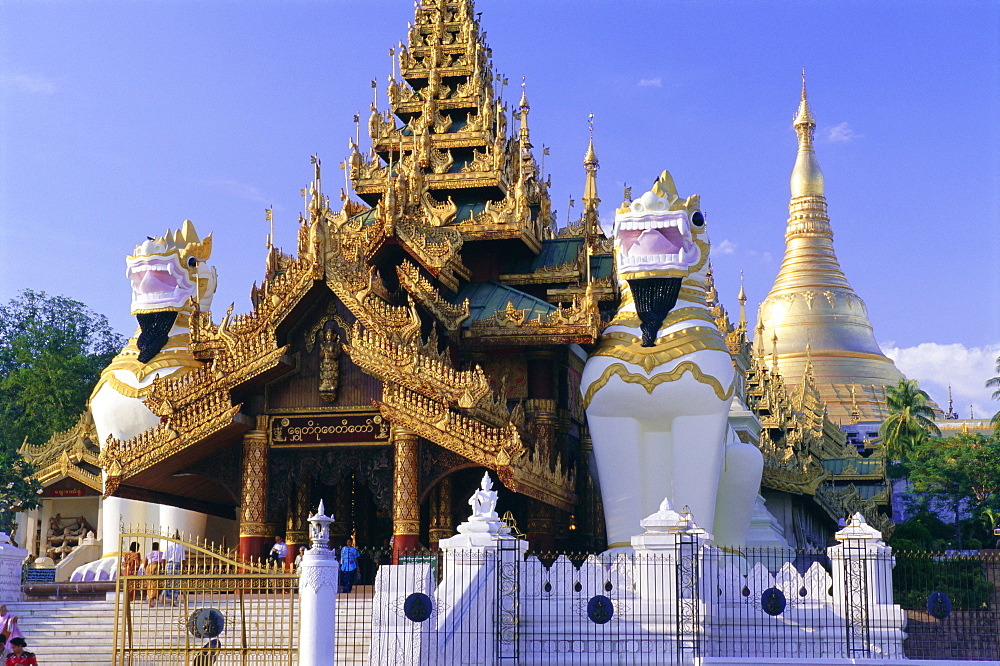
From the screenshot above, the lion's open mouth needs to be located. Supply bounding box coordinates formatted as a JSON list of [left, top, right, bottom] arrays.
[[127, 257, 195, 310], [615, 213, 699, 272]]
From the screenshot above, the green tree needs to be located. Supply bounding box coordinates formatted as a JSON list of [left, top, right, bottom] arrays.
[[0, 290, 125, 531], [906, 432, 1000, 546], [987, 352, 1000, 431], [0, 448, 42, 533], [0, 289, 125, 452], [878, 378, 941, 462]]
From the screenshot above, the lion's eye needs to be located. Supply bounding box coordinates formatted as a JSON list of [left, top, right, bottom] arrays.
[[691, 212, 705, 227], [187, 256, 197, 268]]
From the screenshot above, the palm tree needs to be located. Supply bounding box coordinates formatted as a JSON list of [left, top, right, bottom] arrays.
[[987, 353, 1000, 431], [878, 378, 941, 461]]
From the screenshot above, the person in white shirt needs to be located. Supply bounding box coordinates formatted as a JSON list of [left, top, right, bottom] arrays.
[[163, 534, 187, 604], [268, 536, 288, 566]]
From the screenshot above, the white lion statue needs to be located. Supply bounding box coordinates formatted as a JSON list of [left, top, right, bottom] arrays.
[[581, 171, 762, 549]]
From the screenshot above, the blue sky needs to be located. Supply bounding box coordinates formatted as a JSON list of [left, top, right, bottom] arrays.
[[1, 1, 998, 416]]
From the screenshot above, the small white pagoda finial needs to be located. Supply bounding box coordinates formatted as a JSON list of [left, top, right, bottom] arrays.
[[307, 500, 335, 554]]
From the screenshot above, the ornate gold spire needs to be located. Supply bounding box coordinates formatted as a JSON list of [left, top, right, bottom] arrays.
[[757, 76, 906, 422], [790, 69, 824, 199], [347, 0, 551, 252], [581, 113, 600, 238], [737, 270, 747, 331]]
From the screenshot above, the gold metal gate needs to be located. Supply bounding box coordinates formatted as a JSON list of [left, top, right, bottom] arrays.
[[113, 528, 298, 665]]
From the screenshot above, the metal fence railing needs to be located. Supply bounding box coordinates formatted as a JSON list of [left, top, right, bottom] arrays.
[[113, 529, 298, 666], [357, 545, 1000, 664], [105, 539, 997, 664], [893, 550, 1000, 661]]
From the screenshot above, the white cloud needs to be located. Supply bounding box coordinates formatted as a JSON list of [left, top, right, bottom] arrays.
[[882, 342, 1000, 420], [638, 77, 662, 88], [825, 121, 860, 143], [715, 239, 736, 255], [1, 73, 56, 95]]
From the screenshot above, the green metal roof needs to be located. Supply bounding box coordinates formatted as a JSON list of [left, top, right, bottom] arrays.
[[455, 202, 485, 223], [590, 253, 614, 281], [449, 281, 555, 327], [502, 238, 583, 274], [349, 208, 379, 226], [821, 458, 883, 475]]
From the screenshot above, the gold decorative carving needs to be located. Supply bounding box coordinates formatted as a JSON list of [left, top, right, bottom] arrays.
[[317, 327, 341, 402], [393, 430, 420, 536], [100, 365, 253, 494], [240, 430, 269, 533], [592, 326, 730, 373], [582, 361, 736, 409], [20, 411, 103, 491], [395, 260, 470, 331], [467, 291, 601, 345]]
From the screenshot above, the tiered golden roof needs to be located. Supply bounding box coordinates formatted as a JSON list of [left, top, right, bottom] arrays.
[[709, 296, 892, 532], [757, 73, 905, 422], [96, 0, 605, 520], [19, 412, 102, 491], [350, 0, 552, 253]]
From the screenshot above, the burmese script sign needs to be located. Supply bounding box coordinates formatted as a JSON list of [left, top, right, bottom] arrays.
[[271, 413, 390, 447]]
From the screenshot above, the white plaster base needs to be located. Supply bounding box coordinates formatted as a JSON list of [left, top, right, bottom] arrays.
[[0, 533, 28, 601], [297, 550, 339, 666]]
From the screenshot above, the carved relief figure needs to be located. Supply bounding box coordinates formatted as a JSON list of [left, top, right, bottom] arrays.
[[317, 325, 341, 402], [581, 171, 763, 549]]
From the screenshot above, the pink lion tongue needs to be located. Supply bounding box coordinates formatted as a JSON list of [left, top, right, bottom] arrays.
[[138, 270, 175, 293], [630, 229, 680, 256]]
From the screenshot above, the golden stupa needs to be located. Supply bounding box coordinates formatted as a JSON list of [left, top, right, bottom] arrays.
[[757, 74, 905, 423]]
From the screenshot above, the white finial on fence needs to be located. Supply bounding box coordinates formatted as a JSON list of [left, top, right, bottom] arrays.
[[308, 500, 335, 552], [835, 512, 883, 542]]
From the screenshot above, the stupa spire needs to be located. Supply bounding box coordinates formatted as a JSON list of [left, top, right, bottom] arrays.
[[737, 270, 747, 331], [581, 113, 600, 237], [756, 75, 908, 422], [790, 70, 824, 200]]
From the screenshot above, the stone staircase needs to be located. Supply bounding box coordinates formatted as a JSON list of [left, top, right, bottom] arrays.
[[4, 587, 374, 665], [3, 598, 116, 665]]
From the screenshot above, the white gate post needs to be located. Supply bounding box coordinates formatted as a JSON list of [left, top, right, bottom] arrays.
[[298, 501, 339, 665], [0, 532, 28, 601], [437, 473, 528, 666], [631, 499, 712, 665], [828, 512, 905, 659]]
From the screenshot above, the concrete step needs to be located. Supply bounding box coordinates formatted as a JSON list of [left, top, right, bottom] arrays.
[[6, 592, 376, 665]]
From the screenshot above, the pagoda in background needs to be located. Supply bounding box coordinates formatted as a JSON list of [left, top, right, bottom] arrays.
[[756, 75, 907, 424]]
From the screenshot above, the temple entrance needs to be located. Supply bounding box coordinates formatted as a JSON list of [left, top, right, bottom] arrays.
[[313, 473, 392, 552]]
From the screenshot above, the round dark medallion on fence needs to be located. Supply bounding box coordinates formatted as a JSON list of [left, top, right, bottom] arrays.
[[760, 587, 787, 616], [587, 595, 614, 624], [403, 592, 434, 622], [927, 591, 952, 620], [187, 608, 226, 638]]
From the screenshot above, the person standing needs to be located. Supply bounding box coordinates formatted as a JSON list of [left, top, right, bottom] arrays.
[[339, 537, 359, 594], [121, 543, 143, 600], [143, 542, 165, 607], [0, 606, 22, 645], [164, 534, 187, 604], [5, 637, 37, 665]]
